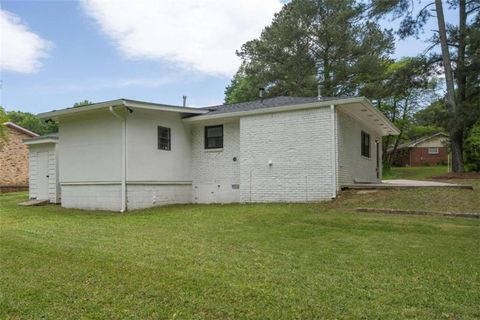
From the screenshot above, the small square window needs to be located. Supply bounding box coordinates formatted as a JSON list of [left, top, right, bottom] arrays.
[[158, 126, 171, 151], [205, 125, 223, 149], [428, 147, 439, 154], [361, 131, 370, 158]]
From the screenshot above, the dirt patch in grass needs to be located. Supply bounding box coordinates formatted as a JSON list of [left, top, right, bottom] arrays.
[[430, 172, 480, 179]]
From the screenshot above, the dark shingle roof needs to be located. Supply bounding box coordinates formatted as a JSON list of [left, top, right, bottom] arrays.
[[201, 96, 352, 115]]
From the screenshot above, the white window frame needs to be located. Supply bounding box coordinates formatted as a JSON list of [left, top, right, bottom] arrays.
[[427, 147, 439, 154]]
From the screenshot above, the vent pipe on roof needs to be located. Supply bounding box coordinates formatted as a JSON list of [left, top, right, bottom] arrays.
[[316, 61, 323, 100], [182, 95, 187, 107]]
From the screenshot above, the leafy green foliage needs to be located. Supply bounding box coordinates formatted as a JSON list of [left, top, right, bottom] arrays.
[[225, 0, 394, 103], [464, 122, 480, 172], [370, 0, 480, 172], [6, 110, 58, 136], [73, 100, 93, 108], [0, 106, 9, 142], [379, 57, 439, 165]]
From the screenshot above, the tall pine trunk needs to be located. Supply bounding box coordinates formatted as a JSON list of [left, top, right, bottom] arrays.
[[434, 0, 465, 172]]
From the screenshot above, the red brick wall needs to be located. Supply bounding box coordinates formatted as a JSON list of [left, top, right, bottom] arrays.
[[0, 128, 31, 186], [409, 147, 448, 166], [390, 148, 410, 167]]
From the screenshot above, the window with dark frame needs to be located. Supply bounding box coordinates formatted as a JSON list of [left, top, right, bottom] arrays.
[[205, 125, 223, 149], [361, 131, 370, 158], [157, 126, 171, 151]]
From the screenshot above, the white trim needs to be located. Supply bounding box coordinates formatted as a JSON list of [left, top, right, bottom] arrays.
[[23, 138, 58, 145], [37, 99, 207, 120], [330, 104, 337, 198], [183, 97, 400, 136], [204, 148, 223, 153], [127, 181, 192, 185], [60, 182, 122, 186], [60, 181, 192, 186]]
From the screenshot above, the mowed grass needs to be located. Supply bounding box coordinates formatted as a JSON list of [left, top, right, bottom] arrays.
[[1, 186, 479, 319], [383, 165, 448, 180], [334, 179, 480, 214]]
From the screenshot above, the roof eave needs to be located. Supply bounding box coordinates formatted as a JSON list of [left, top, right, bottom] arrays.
[[360, 98, 400, 136], [183, 97, 366, 123], [37, 99, 208, 120]]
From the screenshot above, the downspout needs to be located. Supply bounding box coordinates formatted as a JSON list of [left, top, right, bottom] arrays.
[[330, 104, 337, 198], [109, 104, 127, 212]]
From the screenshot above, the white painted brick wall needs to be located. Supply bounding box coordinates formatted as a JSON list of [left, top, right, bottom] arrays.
[[337, 110, 381, 185], [61, 185, 122, 211], [190, 120, 240, 203], [126, 184, 192, 210], [240, 108, 334, 202]]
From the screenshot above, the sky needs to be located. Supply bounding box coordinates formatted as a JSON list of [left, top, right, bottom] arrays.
[[0, 0, 457, 114]]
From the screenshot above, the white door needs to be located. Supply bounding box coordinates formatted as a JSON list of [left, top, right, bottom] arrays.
[[36, 151, 49, 200]]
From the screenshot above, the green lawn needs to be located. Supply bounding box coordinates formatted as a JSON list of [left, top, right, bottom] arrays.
[[383, 165, 449, 180], [1, 186, 479, 319]]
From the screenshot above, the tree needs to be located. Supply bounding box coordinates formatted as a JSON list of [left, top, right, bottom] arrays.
[[0, 106, 9, 142], [225, 0, 394, 103], [370, 0, 480, 171], [73, 100, 93, 108], [377, 58, 438, 166], [464, 121, 480, 171], [6, 111, 58, 136]]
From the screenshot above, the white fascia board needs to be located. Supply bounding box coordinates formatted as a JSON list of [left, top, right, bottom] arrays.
[[183, 96, 400, 136], [123, 99, 208, 114], [23, 138, 58, 145], [183, 97, 366, 123], [38, 100, 125, 119], [37, 99, 207, 120], [359, 98, 400, 136]]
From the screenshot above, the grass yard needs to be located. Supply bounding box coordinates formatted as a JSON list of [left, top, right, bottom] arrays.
[[383, 165, 449, 180], [1, 184, 479, 319]]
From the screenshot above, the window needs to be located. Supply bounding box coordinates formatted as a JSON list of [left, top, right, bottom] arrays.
[[158, 126, 171, 151], [361, 131, 370, 158], [428, 147, 439, 154], [205, 125, 223, 149]]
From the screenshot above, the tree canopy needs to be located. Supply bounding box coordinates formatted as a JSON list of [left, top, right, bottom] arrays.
[[225, 0, 394, 103]]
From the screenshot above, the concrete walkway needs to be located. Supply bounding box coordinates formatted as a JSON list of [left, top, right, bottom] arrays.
[[342, 179, 473, 190]]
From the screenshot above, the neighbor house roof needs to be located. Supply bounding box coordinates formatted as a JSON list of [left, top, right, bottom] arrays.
[[389, 132, 449, 151], [3, 122, 39, 137]]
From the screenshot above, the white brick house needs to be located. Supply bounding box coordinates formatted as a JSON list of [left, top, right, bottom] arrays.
[[25, 96, 399, 212]]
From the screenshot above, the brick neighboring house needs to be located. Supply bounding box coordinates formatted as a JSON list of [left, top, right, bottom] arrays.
[[0, 122, 39, 192], [388, 133, 449, 167]]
